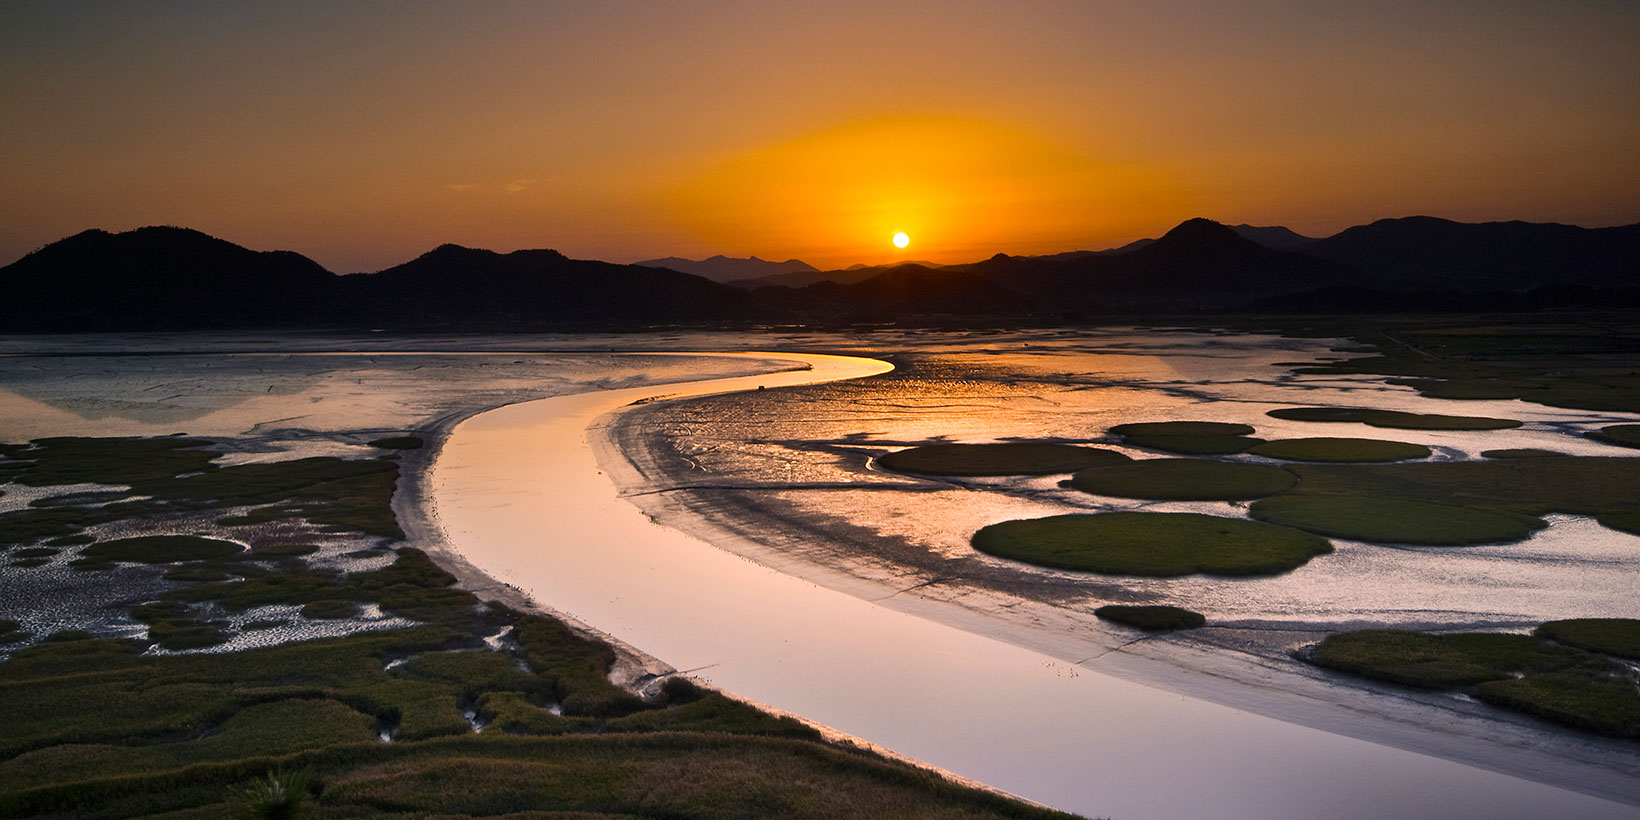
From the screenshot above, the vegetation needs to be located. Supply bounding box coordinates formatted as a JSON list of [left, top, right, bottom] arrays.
[[1311, 627, 1640, 738], [1597, 509, 1640, 536], [1266, 407, 1520, 430], [1588, 424, 1640, 449], [366, 436, 424, 451], [0, 434, 1075, 819], [1246, 437, 1431, 462], [78, 535, 245, 567], [1534, 619, 1640, 660], [1068, 459, 1295, 500], [1248, 496, 1545, 545], [1108, 421, 1262, 455], [877, 442, 1129, 476], [1094, 605, 1205, 632], [1481, 449, 1568, 459], [1277, 318, 1640, 414], [972, 512, 1331, 577]]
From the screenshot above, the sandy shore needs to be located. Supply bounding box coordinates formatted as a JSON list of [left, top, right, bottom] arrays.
[[590, 359, 1640, 808]]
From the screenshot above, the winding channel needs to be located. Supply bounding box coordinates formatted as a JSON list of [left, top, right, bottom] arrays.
[[427, 352, 1636, 820]]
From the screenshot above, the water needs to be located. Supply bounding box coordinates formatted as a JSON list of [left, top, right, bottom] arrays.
[[428, 350, 1639, 820]]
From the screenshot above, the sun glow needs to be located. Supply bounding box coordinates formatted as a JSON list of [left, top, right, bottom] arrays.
[[892, 232, 910, 249]]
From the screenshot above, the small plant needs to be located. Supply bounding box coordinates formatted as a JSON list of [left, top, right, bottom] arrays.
[[231, 767, 312, 820]]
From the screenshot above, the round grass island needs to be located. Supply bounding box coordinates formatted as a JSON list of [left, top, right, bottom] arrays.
[[1247, 437, 1431, 463], [1266, 407, 1521, 431], [972, 511, 1332, 577], [877, 442, 1129, 476], [1108, 421, 1263, 455], [1248, 496, 1546, 545]]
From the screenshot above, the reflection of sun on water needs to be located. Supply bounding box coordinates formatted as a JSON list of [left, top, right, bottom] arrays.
[[892, 232, 910, 249]]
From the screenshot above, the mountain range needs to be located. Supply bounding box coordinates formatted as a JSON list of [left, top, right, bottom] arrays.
[[3, 216, 1636, 331]]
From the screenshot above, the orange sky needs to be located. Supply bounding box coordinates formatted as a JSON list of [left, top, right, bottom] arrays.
[[3, 1, 1638, 272]]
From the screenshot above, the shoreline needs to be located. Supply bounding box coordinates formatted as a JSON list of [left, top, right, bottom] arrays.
[[390, 352, 1038, 804], [591, 359, 1640, 808]]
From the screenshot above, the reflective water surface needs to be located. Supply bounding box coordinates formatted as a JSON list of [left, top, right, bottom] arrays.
[[430, 347, 1639, 820]]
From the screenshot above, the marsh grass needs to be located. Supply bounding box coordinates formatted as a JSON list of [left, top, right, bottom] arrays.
[[972, 512, 1331, 577], [1481, 448, 1568, 459], [366, 437, 424, 450], [877, 443, 1129, 476], [1266, 407, 1520, 430], [1588, 424, 1640, 449], [1312, 627, 1640, 738], [1094, 605, 1205, 632], [1535, 619, 1640, 660], [1247, 437, 1431, 463], [81, 535, 246, 565], [1108, 421, 1262, 455], [1068, 459, 1295, 500], [1248, 496, 1545, 545]]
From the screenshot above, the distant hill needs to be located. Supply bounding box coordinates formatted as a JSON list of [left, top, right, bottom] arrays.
[[0, 226, 338, 330], [1307, 216, 1640, 291], [1228, 224, 1316, 252], [341, 244, 755, 325], [634, 254, 818, 283], [5, 215, 1637, 330]]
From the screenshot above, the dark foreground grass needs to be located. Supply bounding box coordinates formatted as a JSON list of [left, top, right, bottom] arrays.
[[972, 512, 1331, 577], [367, 436, 425, 450], [1311, 626, 1640, 738], [1094, 605, 1205, 632], [1248, 496, 1546, 545], [1266, 407, 1520, 430], [0, 434, 1077, 819], [1247, 437, 1431, 463], [1068, 459, 1295, 500], [877, 442, 1128, 476], [1108, 421, 1262, 455]]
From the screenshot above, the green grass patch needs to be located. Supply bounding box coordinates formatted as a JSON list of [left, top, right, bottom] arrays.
[[972, 511, 1332, 577], [1597, 509, 1640, 535], [1311, 630, 1591, 689], [1109, 421, 1263, 455], [1273, 457, 1640, 519], [0, 619, 26, 645], [1535, 619, 1640, 660], [1094, 604, 1205, 631], [367, 436, 424, 450], [1249, 496, 1545, 545], [1248, 437, 1431, 462], [1481, 448, 1568, 459], [4, 437, 221, 488], [1068, 458, 1295, 500], [1266, 407, 1520, 430], [1475, 672, 1640, 739], [1588, 424, 1640, 449], [301, 599, 357, 620], [81, 536, 245, 565], [877, 442, 1129, 476], [1110, 422, 1256, 437]]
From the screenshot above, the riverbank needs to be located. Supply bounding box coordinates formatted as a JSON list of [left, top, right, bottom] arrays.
[[423, 347, 1638, 819]]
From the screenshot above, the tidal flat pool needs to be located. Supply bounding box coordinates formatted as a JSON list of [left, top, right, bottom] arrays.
[[3, 329, 1637, 819]]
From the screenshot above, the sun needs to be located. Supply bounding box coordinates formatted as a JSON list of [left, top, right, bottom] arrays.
[[892, 231, 910, 249]]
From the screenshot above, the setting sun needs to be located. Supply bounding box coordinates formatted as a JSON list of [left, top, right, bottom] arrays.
[[892, 232, 910, 249]]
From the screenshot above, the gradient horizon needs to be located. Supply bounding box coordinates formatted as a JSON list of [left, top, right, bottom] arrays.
[[3, 1, 1637, 272]]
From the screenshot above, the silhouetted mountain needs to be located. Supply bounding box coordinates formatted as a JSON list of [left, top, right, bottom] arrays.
[[768, 265, 1037, 320], [972, 218, 1353, 311], [736, 260, 949, 289], [341, 244, 755, 325], [1309, 216, 1640, 291], [7, 216, 1637, 331], [634, 254, 818, 283], [1229, 224, 1316, 252], [0, 226, 338, 330]]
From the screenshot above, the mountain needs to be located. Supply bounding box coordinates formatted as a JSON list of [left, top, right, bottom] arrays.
[[1228, 224, 1316, 252], [736, 260, 947, 289], [764, 265, 1038, 320], [341, 244, 755, 325], [1308, 216, 1640, 291], [0, 226, 338, 330], [634, 254, 818, 283]]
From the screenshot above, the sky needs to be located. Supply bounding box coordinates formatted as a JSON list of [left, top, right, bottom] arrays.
[[2, 1, 1638, 272]]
